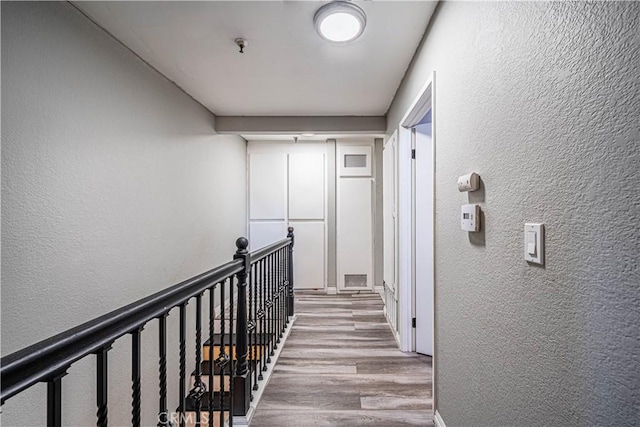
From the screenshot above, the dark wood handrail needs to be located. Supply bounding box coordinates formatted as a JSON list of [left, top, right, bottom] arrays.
[[1, 260, 243, 404], [250, 237, 292, 264], [0, 232, 295, 410]]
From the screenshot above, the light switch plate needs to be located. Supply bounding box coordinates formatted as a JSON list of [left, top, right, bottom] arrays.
[[524, 223, 544, 265]]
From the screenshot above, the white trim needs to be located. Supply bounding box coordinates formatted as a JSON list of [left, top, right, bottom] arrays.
[[434, 410, 446, 427], [401, 77, 434, 128], [397, 73, 435, 352], [396, 71, 437, 400], [397, 123, 413, 353]]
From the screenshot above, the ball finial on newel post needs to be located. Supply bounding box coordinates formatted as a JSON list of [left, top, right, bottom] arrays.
[[236, 237, 249, 254]]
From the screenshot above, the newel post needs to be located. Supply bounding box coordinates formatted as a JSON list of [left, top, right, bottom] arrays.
[[233, 237, 251, 416], [287, 227, 295, 317]]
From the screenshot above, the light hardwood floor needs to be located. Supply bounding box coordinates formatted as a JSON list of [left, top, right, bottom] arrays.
[[250, 292, 433, 426]]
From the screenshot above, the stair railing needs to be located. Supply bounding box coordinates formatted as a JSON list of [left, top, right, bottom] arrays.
[[0, 229, 295, 427]]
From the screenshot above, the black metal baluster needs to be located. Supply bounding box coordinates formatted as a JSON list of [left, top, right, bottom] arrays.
[[218, 280, 226, 427], [228, 277, 235, 427], [271, 252, 277, 356], [282, 248, 287, 328], [287, 227, 295, 317], [47, 372, 66, 427], [96, 345, 111, 427], [256, 260, 267, 372], [282, 247, 288, 322], [131, 328, 143, 427], [157, 314, 169, 427], [252, 263, 259, 391], [274, 250, 279, 345], [189, 295, 204, 427], [265, 257, 272, 364], [247, 262, 254, 398], [284, 245, 290, 321], [255, 261, 266, 381], [208, 286, 215, 427], [278, 248, 284, 342], [179, 303, 187, 427]]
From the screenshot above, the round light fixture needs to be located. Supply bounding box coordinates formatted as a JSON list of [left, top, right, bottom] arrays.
[[301, 133, 315, 137], [314, 1, 366, 43]]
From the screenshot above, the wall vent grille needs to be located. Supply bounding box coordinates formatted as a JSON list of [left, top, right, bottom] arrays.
[[345, 274, 367, 288]]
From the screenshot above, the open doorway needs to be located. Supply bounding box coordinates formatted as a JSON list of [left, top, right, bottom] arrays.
[[383, 71, 435, 402], [395, 72, 435, 356]]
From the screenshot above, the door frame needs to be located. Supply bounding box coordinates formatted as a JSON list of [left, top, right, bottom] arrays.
[[383, 132, 400, 344], [397, 72, 436, 396]]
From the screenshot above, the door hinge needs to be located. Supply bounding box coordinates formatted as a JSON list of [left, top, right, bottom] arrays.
[[412, 317, 416, 328], [411, 149, 416, 159]]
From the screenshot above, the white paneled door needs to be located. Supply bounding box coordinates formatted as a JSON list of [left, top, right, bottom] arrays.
[[248, 147, 326, 290], [336, 144, 374, 292], [288, 152, 325, 289]]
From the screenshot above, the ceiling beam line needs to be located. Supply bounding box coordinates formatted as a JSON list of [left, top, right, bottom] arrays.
[[215, 116, 387, 134]]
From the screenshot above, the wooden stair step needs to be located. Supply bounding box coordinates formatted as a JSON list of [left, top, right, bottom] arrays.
[[203, 334, 272, 361]]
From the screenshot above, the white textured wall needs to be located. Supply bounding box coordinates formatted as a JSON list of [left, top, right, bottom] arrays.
[[1, 2, 247, 426], [387, 2, 639, 426]]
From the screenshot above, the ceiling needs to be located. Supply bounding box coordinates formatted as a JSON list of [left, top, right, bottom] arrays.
[[75, 1, 437, 118]]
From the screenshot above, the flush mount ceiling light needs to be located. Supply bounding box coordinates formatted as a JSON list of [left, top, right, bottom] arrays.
[[314, 1, 367, 43]]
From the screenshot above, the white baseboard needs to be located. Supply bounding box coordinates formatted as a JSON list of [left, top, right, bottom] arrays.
[[326, 287, 337, 295], [434, 410, 447, 427]]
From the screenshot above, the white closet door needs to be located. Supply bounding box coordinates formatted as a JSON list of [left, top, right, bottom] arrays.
[[337, 178, 373, 291], [249, 153, 286, 220], [288, 152, 326, 290], [289, 221, 325, 289], [289, 153, 325, 220]]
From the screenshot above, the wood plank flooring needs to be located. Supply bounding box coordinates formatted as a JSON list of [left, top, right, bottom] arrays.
[[251, 292, 433, 426]]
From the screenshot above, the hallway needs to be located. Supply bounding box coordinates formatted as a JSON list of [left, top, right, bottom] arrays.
[[251, 292, 433, 426]]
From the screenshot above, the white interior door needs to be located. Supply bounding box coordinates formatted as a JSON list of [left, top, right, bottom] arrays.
[[288, 153, 326, 289], [289, 221, 325, 289], [414, 121, 434, 356]]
